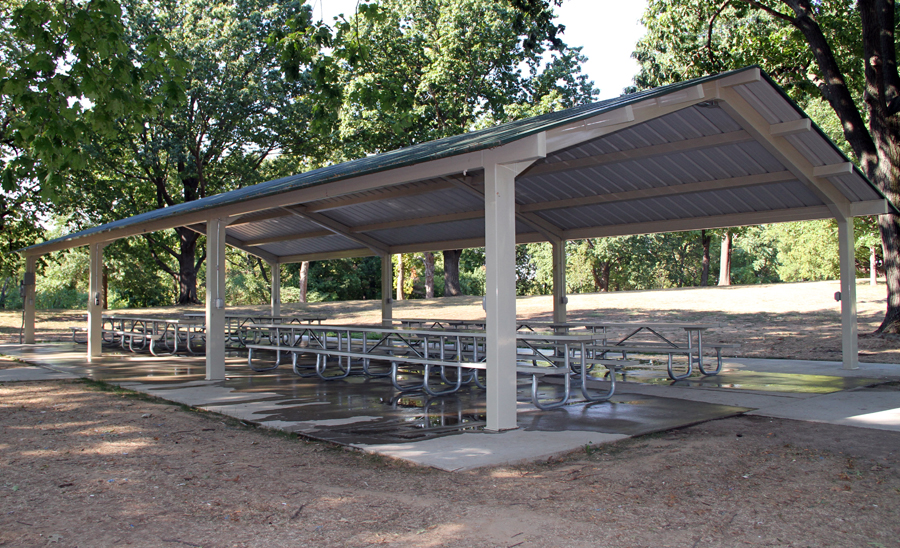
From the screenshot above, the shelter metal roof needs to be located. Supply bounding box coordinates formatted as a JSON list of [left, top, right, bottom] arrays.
[[20, 66, 896, 261]]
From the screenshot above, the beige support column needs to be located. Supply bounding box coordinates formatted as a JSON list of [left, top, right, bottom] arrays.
[[206, 218, 228, 381], [837, 216, 859, 370], [23, 255, 36, 344], [484, 161, 519, 431], [270, 261, 281, 317], [87, 243, 106, 360], [551, 239, 567, 324], [381, 254, 393, 325]]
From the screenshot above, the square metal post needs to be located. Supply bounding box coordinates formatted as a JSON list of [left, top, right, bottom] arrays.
[[206, 218, 228, 380], [270, 261, 281, 317], [485, 162, 518, 431], [87, 243, 106, 360], [552, 239, 567, 324], [381, 254, 393, 325], [837, 216, 859, 369], [23, 255, 36, 344]]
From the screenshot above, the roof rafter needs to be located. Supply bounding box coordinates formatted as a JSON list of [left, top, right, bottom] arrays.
[[282, 205, 390, 255], [184, 223, 280, 263], [448, 174, 565, 242], [716, 86, 854, 218]]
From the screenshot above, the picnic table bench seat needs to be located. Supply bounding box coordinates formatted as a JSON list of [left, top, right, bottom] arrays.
[[70, 326, 87, 343], [588, 342, 741, 379]]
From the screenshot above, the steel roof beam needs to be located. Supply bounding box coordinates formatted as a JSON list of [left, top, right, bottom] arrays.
[[303, 179, 458, 213], [770, 118, 812, 137], [242, 230, 334, 246], [354, 209, 485, 233], [183, 222, 280, 263], [229, 180, 460, 226], [715, 85, 854, 218], [448, 174, 565, 242], [278, 247, 373, 264], [282, 205, 390, 255]]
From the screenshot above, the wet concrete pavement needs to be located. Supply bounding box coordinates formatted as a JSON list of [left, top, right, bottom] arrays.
[[2, 342, 899, 471]]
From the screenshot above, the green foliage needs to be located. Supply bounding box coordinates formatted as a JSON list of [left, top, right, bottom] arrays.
[[34, 247, 88, 309], [225, 251, 272, 306], [51, 0, 324, 304], [729, 227, 780, 285], [768, 220, 839, 282], [0, 0, 180, 272], [284, 257, 382, 302], [276, 0, 597, 159], [104, 237, 174, 308], [0, 0, 179, 199], [630, 0, 865, 157], [459, 248, 486, 296]]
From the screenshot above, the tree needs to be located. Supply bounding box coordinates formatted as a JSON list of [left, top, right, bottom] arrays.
[[631, 0, 900, 332], [719, 230, 733, 286], [60, 0, 320, 304], [1, 0, 176, 277], [700, 229, 712, 285], [272, 0, 597, 297]]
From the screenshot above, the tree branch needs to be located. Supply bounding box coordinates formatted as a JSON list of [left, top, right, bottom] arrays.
[[874, 0, 900, 114], [779, 0, 878, 164], [142, 234, 178, 281], [707, 1, 733, 68], [735, 0, 796, 23], [195, 249, 207, 272]]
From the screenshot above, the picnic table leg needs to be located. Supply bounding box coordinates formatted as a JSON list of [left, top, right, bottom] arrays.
[[246, 347, 280, 372], [290, 351, 317, 377], [390, 362, 426, 392], [530, 372, 570, 409], [579, 342, 615, 402], [314, 353, 351, 380], [666, 352, 693, 380], [698, 347, 725, 375], [422, 364, 463, 396]]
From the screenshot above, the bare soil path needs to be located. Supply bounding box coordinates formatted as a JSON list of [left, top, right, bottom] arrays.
[[1, 380, 898, 548]]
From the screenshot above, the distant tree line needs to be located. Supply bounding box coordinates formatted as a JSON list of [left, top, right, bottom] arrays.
[[1, 218, 881, 310]]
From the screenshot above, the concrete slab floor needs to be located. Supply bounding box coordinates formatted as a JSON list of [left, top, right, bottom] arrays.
[[2, 342, 899, 471]]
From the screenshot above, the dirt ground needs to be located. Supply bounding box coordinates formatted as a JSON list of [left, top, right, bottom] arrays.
[[1, 379, 899, 548], [2, 279, 900, 363], [3, 281, 900, 547]]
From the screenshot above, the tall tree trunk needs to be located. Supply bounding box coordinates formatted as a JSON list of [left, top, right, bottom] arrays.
[[718, 230, 732, 286], [423, 252, 435, 298], [298, 261, 309, 303], [0, 277, 8, 308], [442, 249, 463, 296], [175, 227, 201, 304], [701, 229, 711, 286], [101, 265, 108, 309], [396, 254, 404, 301], [871, 245, 878, 286], [591, 260, 611, 292]]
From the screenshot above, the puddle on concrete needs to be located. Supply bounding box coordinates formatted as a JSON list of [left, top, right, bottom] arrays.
[[587, 364, 881, 394], [0, 342, 870, 447]]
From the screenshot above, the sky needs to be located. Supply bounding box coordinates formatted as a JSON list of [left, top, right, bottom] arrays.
[[309, 0, 649, 100]]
